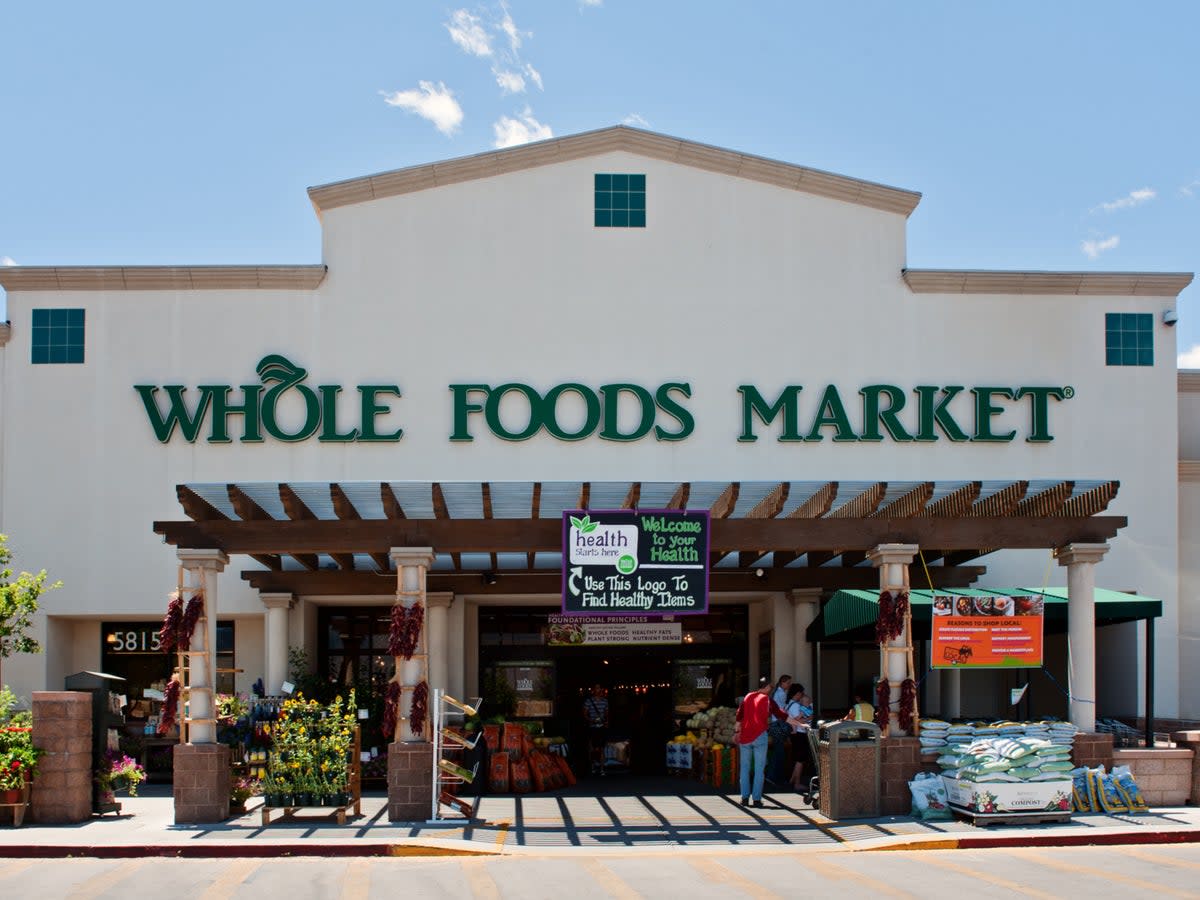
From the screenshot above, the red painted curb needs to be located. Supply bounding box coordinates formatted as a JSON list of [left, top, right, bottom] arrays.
[[0, 844, 492, 859], [955, 829, 1200, 850]]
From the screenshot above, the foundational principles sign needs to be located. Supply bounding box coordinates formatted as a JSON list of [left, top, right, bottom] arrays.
[[545, 615, 683, 645], [561, 510, 709, 615], [931, 594, 1044, 668]]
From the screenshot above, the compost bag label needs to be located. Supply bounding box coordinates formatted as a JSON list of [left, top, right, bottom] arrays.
[[562, 510, 709, 615]]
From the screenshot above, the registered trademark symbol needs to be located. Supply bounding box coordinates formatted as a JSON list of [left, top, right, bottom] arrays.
[[1063, 386, 1075, 399]]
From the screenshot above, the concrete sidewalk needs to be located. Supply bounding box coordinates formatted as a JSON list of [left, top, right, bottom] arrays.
[[1, 785, 1197, 857]]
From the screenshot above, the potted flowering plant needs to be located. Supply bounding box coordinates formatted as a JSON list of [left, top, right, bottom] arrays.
[[95, 750, 146, 802]]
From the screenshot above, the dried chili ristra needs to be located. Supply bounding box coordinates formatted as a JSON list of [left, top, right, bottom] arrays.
[[158, 677, 181, 736], [875, 590, 894, 645], [387, 604, 406, 657], [874, 677, 890, 731], [159, 593, 183, 654], [178, 592, 204, 651], [898, 678, 917, 733], [410, 681, 429, 736], [382, 681, 401, 740], [894, 591, 910, 629], [400, 602, 424, 659]]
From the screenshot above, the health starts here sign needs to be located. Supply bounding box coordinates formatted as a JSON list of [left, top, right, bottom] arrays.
[[561, 510, 710, 615]]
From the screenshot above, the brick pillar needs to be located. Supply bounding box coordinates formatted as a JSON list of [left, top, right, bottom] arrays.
[[1173, 731, 1200, 805], [173, 744, 231, 824], [388, 743, 434, 822], [880, 736, 922, 816], [31, 692, 93, 824], [1070, 732, 1114, 771]]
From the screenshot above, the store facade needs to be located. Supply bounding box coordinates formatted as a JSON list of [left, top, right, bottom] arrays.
[[0, 127, 1194, 767]]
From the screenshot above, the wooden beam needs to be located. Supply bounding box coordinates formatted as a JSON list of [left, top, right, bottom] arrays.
[[481, 484, 497, 572], [241, 564, 989, 596], [738, 480, 787, 567], [224, 485, 286, 570], [277, 484, 322, 571], [154, 515, 1127, 554], [429, 483, 460, 569], [381, 483, 406, 519], [841, 482, 935, 566], [180, 486, 281, 571], [577, 482, 590, 511], [919, 481, 982, 518], [667, 482, 690, 510], [1056, 481, 1119, 517], [945, 481, 1072, 567], [622, 482, 642, 510], [710, 482, 740, 519], [332, 484, 390, 572], [527, 482, 541, 570], [808, 482, 887, 567], [775, 482, 838, 567]]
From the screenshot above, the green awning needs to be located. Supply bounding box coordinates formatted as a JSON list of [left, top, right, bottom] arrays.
[[807, 586, 1161, 642]]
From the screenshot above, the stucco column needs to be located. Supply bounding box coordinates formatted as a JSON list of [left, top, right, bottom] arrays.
[[426, 592, 453, 697], [868, 543, 918, 735], [789, 588, 821, 692], [941, 669, 961, 719], [1056, 543, 1109, 733], [177, 549, 227, 745], [390, 547, 435, 743], [260, 592, 294, 696]]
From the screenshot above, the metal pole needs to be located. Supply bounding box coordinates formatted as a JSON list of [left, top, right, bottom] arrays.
[[1144, 619, 1155, 748], [813, 641, 821, 719]]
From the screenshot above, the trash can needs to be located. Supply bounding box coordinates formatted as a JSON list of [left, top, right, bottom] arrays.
[[817, 720, 881, 819]]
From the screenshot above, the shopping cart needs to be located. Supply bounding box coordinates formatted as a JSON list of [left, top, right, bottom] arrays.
[[798, 725, 820, 808]]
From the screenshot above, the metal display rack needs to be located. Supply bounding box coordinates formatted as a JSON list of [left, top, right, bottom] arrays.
[[429, 689, 482, 822]]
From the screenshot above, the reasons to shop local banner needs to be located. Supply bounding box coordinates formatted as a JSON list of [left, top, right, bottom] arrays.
[[931, 594, 1045, 668], [562, 510, 709, 615]]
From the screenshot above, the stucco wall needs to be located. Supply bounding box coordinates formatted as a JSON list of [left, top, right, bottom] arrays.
[[0, 149, 1184, 716]]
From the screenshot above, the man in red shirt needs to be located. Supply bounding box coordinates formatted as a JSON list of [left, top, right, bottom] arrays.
[[736, 676, 791, 807]]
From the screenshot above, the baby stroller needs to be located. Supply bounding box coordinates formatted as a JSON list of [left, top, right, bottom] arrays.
[[798, 725, 820, 808]]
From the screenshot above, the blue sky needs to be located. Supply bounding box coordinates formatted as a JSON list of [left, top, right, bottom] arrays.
[[2, 2, 1198, 359]]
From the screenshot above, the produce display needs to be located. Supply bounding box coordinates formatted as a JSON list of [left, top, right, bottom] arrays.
[[481, 721, 572, 794], [681, 706, 738, 747]]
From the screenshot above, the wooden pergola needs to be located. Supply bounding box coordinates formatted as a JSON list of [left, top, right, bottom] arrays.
[[152, 479, 1126, 596]]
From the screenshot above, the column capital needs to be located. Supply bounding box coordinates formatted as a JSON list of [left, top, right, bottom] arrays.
[[389, 547, 436, 569], [177, 549, 229, 572], [427, 592, 454, 610], [788, 588, 822, 606], [1054, 543, 1110, 567], [260, 592, 294, 611], [867, 543, 918, 568]]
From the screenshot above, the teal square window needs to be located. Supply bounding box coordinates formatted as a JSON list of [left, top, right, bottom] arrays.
[[594, 173, 646, 228], [1104, 312, 1152, 367], [31, 308, 85, 364]]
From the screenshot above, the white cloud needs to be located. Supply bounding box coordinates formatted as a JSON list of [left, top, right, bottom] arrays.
[[1179, 344, 1200, 368], [446, 10, 493, 57], [1081, 235, 1120, 259], [524, 63, 543, 91], [1093, 187, 1156, 213], [495, 69, 526, 94], [498, 7, 525, 53], [1182, 179, 1200, 198], [381, 82, 464, 136], [493, 108, 552, 148], [0, 256, 16, 266], [580, 0, 603, 7], [623, 113, 651, 128]]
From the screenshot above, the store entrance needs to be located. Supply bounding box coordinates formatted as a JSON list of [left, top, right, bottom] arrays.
[[556, 649, 674, 776]]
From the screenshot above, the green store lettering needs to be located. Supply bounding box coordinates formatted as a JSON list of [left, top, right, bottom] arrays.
[[449, 382, 695, 443], [737, 384, 1072, 444], [133, 357, 1073, 445], [134, 355, 403, 444]]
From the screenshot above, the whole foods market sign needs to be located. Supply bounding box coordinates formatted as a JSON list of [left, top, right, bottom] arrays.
[[562, 510, 709, 615], [134, 355, 1074, 445]]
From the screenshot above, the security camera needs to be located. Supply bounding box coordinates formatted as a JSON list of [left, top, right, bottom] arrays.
[[1163, 309, 1179, 326]]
